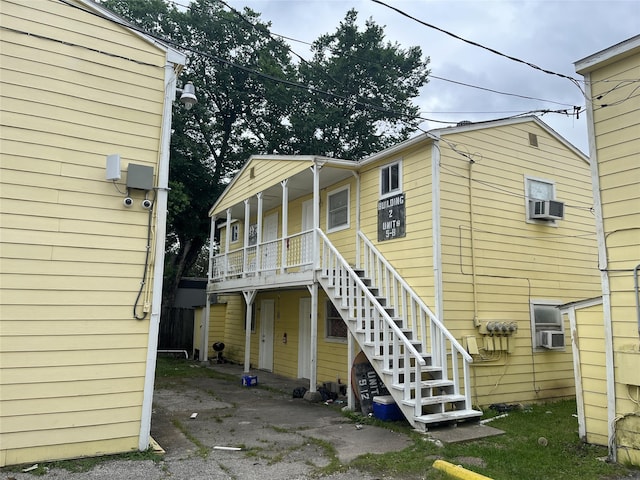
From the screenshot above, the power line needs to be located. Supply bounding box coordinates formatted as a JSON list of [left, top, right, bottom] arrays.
[[0, 25, 162, 69], [430, 75, 576, 107], [55, 0, 584, 129], [371, 0, 585, 94], [217, 0, 580, 111]]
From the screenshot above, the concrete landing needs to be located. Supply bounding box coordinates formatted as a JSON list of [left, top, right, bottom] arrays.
[[426, 423, 505, 444]]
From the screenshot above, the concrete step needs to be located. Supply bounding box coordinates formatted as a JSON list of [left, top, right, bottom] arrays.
[[413, 409, 483, 426]]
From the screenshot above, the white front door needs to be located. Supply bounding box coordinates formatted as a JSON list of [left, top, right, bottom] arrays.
[[258, 299, 275, 371], [301, 199, 313, 269], [262, 213, 278, 272], [298, 297, 311, 378]]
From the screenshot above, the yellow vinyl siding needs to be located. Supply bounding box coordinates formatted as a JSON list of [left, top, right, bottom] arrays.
[[359, 143, 435, 303], [572, 304, 608, 446], [0, 0, 171, 466], [587, 47, 640, 465], [437, 123, 599, 405]]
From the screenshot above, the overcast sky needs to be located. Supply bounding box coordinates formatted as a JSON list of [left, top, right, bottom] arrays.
[[226, 0, 639, 153]]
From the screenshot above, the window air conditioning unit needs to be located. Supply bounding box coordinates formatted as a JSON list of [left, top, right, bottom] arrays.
[[530, 200, 564, 220], [538, 330, 565, 349]]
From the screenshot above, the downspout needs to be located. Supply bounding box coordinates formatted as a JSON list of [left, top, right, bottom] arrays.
[[584, 72, 617, 462], [431, 136, 444, 323], [468, 159, 480, 328], [635, 264, 640, 338], [139, 60, 179, 451]]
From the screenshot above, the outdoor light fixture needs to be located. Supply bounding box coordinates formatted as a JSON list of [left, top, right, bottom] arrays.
[[177, 81, 197, 110]]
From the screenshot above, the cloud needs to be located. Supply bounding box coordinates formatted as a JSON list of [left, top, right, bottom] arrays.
[[230, 0, 639, 152]]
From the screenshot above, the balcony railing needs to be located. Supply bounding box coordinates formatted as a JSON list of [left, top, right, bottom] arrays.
[[210, 229, 314, 282]]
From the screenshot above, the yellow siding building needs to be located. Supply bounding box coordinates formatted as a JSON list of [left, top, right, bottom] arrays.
[[206, 116, 600, 429], [0, 0, 185, 466], [576, 34, 640, 466]]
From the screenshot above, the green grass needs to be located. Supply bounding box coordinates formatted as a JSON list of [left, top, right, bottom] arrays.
[[350, 400, 637, 480], [154, 356, 238, 386], [2, 448, 162, 476]]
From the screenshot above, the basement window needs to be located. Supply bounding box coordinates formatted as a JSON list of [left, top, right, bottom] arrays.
[[326, 300, 347, 341]]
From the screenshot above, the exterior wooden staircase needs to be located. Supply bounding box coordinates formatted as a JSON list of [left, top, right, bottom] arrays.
[[317, 229, 481, 430]]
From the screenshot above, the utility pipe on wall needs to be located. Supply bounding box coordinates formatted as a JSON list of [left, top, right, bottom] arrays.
[[468, 158, 481, 328]]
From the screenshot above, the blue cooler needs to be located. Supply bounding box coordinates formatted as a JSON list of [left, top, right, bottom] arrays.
[[372, 395, 403, 421], [242, 375, 258, 387]]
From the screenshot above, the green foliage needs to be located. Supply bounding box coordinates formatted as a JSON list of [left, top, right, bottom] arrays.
[[292, 9, 430, 159], [100, 0, 431, 301]]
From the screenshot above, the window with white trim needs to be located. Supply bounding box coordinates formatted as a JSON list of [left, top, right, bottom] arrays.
[[327, 185, 350, 231], [530, 301, 565, 351], [230, 224, 239, 243], [524, 176, 558, 224], [380, 161, 402, 198], [326, 300, 347, 341]]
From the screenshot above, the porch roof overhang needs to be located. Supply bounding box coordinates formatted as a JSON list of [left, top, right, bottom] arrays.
[[209, 155, 357, 222]]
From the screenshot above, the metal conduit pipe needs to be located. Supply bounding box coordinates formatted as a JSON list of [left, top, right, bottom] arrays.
[[635, 263, 640, 338]]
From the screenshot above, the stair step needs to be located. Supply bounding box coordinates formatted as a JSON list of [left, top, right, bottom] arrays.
[[363, 341, 423, 354], [392, 379, 454, 391], [413, 409, 483, 425], [402, 394, 466, 407]]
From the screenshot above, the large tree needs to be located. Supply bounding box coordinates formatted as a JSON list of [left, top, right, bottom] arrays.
[[101, 0, 430, 314], [290, 9, 430, 159], [103, 0, 295, 314]]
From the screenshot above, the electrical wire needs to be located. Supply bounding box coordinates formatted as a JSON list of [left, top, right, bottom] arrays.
[[0, 25, 162, 69], [371, 0, 585, 95], [58, 0, 585, 127], [133, 192, 156, 320], [430, 75, 576, 107]]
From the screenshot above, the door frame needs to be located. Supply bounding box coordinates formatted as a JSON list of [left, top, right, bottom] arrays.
[[258, 299, 275, 371]]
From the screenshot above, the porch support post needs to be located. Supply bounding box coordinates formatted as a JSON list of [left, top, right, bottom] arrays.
[[256, 192, 263, 273], [242, 290, 257, 373], [312, 163, 320, 269], [243, 199, 250, 276], [225, 208, 232, 277], [281, 179, 289, 274], [307, 283, 318, 393]]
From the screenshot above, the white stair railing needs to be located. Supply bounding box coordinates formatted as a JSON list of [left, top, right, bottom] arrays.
[[357, 231, 473, 408], [317, 229, 426, 414]]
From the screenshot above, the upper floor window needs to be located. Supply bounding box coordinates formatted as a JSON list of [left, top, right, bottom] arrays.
[[525, 176, 562, 224], [230, 224, 239, 243], [380, 161, 402, 198], [327, 185, 350, 231]]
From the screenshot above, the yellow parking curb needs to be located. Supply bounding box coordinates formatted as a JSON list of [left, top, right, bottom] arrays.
[[432, 459, 493, 480]]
